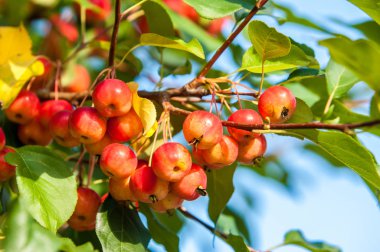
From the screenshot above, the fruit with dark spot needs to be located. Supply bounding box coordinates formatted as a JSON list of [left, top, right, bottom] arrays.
[[172, 164, 207, 200], [237, 135, 267, 165], [5, 90, 40, 125]]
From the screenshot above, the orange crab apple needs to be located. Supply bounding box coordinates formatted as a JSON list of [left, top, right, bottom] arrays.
[[151, 142, 192, 182], [258, 86, 296, 123], [149, 192, 184, 213], [200, 135, 238, 169], [99, 143, 137, 179], [237, 135, 267, 165], [107, 109, 143, 142], [129, 161, 169, 203], [63, 65, 91, 93], [183, 111, 223, 149], [18, 120, 52, 146], [172, 164, 207, 201], [68, 187, 101, 231], [69, 107, 107, 144], [5, 90, 40, 125], [92, 79, 132, 118], [227, 109, 263, 142], [109, 177, 137, 202], [85, 133, 115, 155]]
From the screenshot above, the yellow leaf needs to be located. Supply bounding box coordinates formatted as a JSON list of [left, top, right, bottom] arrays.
[[0, 25, 44, 109], [127, 82, 157, 135]]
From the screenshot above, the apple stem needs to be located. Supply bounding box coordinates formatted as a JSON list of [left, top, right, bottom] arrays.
[[86, 155, 97, 187]]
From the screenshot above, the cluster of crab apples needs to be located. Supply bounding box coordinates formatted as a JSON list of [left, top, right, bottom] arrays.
[[0, 75, 296, 231]]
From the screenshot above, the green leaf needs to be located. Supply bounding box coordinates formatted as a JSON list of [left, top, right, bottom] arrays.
[[217, 207, 251, 244], [140, 33, 205, 59], [142, 1, 175, 37], [287, 98, 314, 123], [139, 204, 179, 252], [4, 200, 62, 252], [5, 146, 77, 232], [320, 37, 380, 91], [96, 197, 151, 252], [370, 92, 380, 118], [284, 230, 341, 252], [248, 20, 291, 60], [241, 45, 319, 73], [58, 238, 96, 252], [348, 0, 380, 25], [290, 129, 380, 191], [225, 235, 250, 252], [184, 0, 255, 19], [208, 163, 237, 223], [353, 21, 380, 44], [325, 60, 359, 98]]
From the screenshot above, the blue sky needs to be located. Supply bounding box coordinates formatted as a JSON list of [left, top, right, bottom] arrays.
[[146, 1, 380, 251]]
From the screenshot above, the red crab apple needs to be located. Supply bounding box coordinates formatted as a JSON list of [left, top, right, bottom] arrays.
[[0, 128, 5, 151], [50, 14, 79, 43], [109, 177, 137, 202], [151, 142, 192, 182], [5, 90, 40, 125], [172, 164, 207, 200], [237, 135, 267, 165], [227, 109, 263, 142], [68, 187, 101, 231], [49, 110, 80, 147], [69, 107, 107, 144], [39, 99, 73, 128], [86, 0, 112, 23], [31, 56, 53, 91], [258, 86, 296, 123], [129, 161, 169, 203], [63, 65, 91, 93], [92, 79, 133, 118], [0, 147, 16, 182], [200, 135, 238, 169], [100, 143, 137, 179], [18, 120, 52, 146], [163, 0, 199, 23], [85, 133, 115, 155], [149, 192, 184, 213], [183, 111, 223, 150], [107, 109, 143, 142]]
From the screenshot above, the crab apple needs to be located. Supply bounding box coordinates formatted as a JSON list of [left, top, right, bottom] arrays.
[[85, 133, 114, 155], [39, 100, 73, 128], [92, 79, 132, 118], [109, 177, 137, 202], [152, 142, 192, 182], [201, 135, 238, 169], [63, 65, 91, 93], [129, 161, 169, 203], [207, 18, 226, 36], [183, 111, 223, 150], [107, 109, 143, 142], [227, 109, 263, 142], [258, 86, 296, 123], [69, 107, 107, 144], [86, 0, 112, 23], [172, 164, 207, 201], [192, 147, 207, 166], [99, 143, 137, 178], [0, 128, 5, 151], [163, 0, 199, 23], [49, 110, 80, 147], [68, 187, 101, 231], [50, 14, 79, 43], [237, 135, 267, 165], [5, 90, 40, 125], [149, 192, 184, 213], [31, 56, 53, 91], [18, 120, 52, 146], [0, 147, 16, 182]]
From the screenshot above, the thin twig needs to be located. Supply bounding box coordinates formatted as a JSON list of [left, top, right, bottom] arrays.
[[197, 0, 269, 78], [108, 0, 121, 72]]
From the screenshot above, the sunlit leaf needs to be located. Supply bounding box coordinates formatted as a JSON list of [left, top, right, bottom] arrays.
[[325, 60, 359, 98], [284, 230, 341, 252], [140, 33, 205, 59], [348, 0, 380, 25], [248, 20, 291, 60], [0, 25, 44, 108]]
